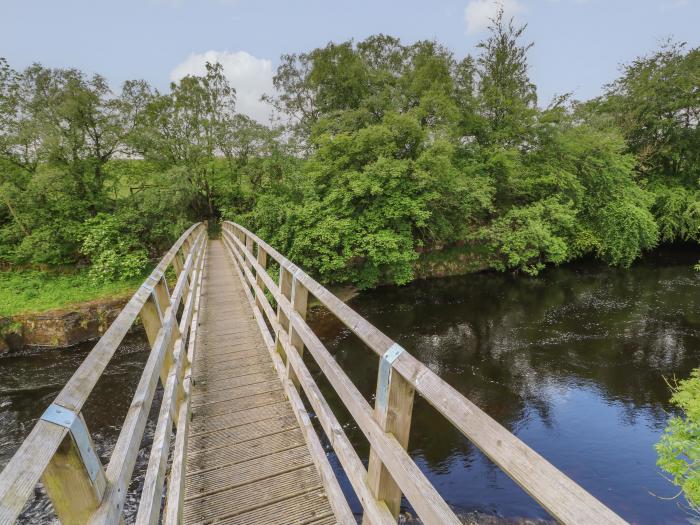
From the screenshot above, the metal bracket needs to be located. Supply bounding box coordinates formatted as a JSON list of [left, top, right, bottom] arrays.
[[376, 343, 405, 411], [151, 289, 164, 321], [41, 404, 102, 483], [161, 276, 171, 299]]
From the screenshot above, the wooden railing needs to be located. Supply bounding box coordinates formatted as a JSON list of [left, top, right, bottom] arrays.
[[0, 223, 207, 525], [221, 221, 628, 525]]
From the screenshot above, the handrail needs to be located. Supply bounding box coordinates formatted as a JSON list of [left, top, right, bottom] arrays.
[[0, 223, 207, 525], [221, 221, 628, 525]]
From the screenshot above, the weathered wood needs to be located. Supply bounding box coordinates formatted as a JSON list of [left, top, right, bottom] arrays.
[[182, 240, 344, 525], [90, 231, 205, 525], [274, 266, 292, 362], [163, 244, 207, 525], [223, 235, 355, 524], [135, 238, 206, 525], [41, 414, 107, 524], [255, 245, 268, 313], [286, 276, 308, 390], [0, 223, 202, 525], [364, 353, 415, 522], [224, 221, 628, 525]]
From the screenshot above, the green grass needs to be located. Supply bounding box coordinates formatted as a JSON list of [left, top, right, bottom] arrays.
[[0, 269, 145, 317]]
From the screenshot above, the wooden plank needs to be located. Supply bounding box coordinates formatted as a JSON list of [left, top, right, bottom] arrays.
[[186, 428, 307, 472], [0, 223, 203, 525], [225, 221, 628, 525], [182, 240, 341, 525], [185, 445, 313, 498], [209, 489, 335, 525], [364, 357, 415, 522], [135, 237, 207, 525], [189, 401, 291, 435], [90, 231, 206, 525], [184, 465, 323, 524], [223, 231, 355, 525]]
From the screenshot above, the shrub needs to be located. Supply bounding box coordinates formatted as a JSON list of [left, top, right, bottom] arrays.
[[656, 369, 700, 515]]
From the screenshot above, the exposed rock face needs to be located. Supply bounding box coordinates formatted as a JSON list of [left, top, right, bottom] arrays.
[[0, 297, 129, 352]]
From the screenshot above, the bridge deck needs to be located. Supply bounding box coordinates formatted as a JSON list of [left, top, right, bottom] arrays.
[[183, 240, 337, 525]]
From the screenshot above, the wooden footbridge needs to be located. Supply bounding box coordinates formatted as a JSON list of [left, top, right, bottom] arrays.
[[0, 222, 629, 524]]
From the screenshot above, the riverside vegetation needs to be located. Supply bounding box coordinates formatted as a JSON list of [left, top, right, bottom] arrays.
[[0, 11, 699, 511]]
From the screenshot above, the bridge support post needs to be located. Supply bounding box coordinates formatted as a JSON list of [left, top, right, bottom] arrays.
[[140, 278, 181, 427], [275, 267, 293, 362], [255, 246, 268, 313], [363, 344, 415, 523], [39, 405, 109, 524], [245, 235, 255, 272], [140, 280, 175, 389], [286, 273, 308, 390]]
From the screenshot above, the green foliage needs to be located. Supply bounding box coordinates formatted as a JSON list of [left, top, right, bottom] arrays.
[[486, 198, 575, 275], [81, 214, 149, 283], [0, 269, 143, 316], [0, 14, 698, 295], [656, 369, 700, 514]]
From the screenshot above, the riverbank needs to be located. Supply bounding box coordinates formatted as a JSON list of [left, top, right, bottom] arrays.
[[0, 269, 144, 353], [0, 296, 133, 353]]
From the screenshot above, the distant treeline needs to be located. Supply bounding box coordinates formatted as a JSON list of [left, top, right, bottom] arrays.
[[0, 12, 698, 287]]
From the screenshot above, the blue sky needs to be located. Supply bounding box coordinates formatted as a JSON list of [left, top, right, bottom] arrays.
[[2, 0, 698, 121]]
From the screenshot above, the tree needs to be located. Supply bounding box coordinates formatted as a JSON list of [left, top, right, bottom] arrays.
[[591, 41, 700, 247], [476, 8, 537, 146], [0, 59, 150, 265], [131, 62, 237, 219], [656, 369, 700, 517]]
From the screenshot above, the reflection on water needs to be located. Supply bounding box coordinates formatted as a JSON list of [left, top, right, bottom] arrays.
[[0, 335, 153, 523], [309, 247, 700, 524]]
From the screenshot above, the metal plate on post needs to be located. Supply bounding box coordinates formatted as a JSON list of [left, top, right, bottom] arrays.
[[151, 289, 164, 321], [41, 404, 102, 483], [376, 343, 405, 410]]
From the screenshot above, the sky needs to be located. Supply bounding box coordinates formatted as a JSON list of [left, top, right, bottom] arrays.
[[1, 0, 699, 122]]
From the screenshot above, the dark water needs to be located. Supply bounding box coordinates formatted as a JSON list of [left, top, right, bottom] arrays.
[[1, 248, 698, 524], [0, 335, 155, 523], [307, 247, 700, 525]]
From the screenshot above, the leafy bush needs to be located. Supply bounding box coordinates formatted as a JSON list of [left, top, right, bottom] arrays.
[[81, 214, 149, 283], [656, 369, 700, 515], [485, 198, 576, 275]]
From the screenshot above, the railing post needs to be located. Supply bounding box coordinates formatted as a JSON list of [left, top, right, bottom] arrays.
[[275, 267, 293, 361], [39, 405, 108, 524], [286, 273, 308, 390], [363, 345, 415, 523], [255, 245, 268, 313], [245, 235, 254, 271], [141, 278, 176, 392]]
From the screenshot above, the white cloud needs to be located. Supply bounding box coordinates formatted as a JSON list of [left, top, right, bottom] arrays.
[[464, 0, 524, 34], [170, 50, 274, 123]]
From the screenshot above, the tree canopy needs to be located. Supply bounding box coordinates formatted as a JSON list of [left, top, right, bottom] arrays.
[[0, 10, 697, 288]]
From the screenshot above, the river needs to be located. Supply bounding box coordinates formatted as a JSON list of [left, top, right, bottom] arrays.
[[1, 246, 698, 524]]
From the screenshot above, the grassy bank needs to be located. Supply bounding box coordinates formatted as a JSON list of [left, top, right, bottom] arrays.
[[0, 269, 144, 317]]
